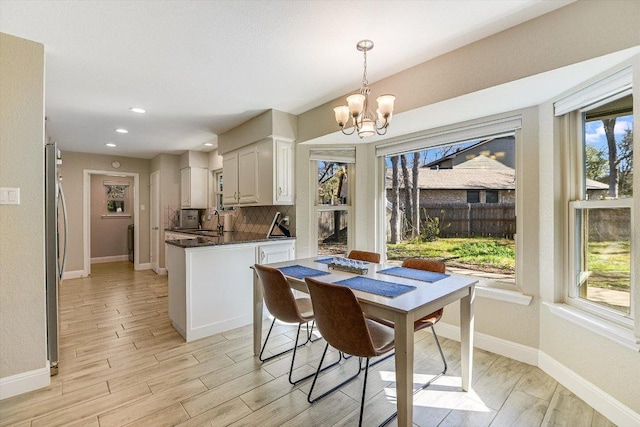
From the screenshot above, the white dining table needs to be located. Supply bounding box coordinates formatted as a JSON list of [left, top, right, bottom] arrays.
[[252, 257, 476, 427]]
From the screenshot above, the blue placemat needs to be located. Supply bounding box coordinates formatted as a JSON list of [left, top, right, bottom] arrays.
[[334, 276, 416, 298], [314, 257, 335, 265], [377, 266, 449, 282], [278, 265, 330, 280]]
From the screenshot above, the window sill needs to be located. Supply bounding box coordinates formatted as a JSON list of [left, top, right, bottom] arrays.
[[101, 214, 132, 219], [475, 286, 532, 306], [543, 302, 640, 352]]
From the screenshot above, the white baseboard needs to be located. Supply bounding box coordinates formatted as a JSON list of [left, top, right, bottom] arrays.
[[136, 263, 151, 271], [538, 352, 640, 427], [184, 315, 252, 342], [91, 255, 129, 264], [435, 322, 539, 366], [155, 267, 167, 275], [62, 270, 85, 280], [0, 363, 50, 400]]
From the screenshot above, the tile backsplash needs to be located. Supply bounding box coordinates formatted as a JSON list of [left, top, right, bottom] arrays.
[[202, 205, 296, 236]]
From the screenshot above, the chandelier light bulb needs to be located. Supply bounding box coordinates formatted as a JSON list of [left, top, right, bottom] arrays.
[[346, 93, 366, 116], [334, 106, 350, 127]]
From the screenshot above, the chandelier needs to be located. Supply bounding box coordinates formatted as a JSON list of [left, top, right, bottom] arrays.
[[334, 40, 395, 139]]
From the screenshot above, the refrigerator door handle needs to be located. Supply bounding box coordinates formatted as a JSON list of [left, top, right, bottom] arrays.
[[58, 183, 68, 280]]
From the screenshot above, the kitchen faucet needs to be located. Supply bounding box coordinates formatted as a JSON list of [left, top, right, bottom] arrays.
[[213, 210, 223, 233]]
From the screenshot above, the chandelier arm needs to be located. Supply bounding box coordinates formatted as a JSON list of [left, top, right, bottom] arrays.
[[340, 125, 357, 136]]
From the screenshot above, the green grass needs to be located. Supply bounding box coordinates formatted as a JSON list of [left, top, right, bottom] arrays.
[[587, 241, 631, 291], [387, 237, 630, 289], [387, 237, 515, 273]]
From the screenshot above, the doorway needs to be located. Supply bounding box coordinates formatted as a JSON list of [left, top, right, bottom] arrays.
[[82, 170, 140, 275]]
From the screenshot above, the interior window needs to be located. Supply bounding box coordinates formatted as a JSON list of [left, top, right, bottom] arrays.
[[104, 182, 128, 214], [570, 94, 633, 317], [384, 135, 516, 285]]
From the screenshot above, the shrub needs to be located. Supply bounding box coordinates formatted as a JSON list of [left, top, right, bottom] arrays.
[[420, 215, 440, 242]]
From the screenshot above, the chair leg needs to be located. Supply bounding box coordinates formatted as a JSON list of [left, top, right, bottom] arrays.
[[307, 321, 322, 343], [358, 358, 370, 427], [307, 343, 362, 404], [259, 320, 308, 363], [419, 325, 448, 390], [359, 357, 398, 427]]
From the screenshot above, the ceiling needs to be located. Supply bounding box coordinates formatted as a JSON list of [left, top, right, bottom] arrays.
[[0, 0, 577, 159]]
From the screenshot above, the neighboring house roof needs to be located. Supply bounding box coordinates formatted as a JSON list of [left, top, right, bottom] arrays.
[[585, 179, 609, 190], [386, 154, 515, 190], [386, 154, 608, 191]]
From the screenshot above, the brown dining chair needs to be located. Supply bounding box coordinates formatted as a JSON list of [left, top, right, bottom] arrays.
[[347, 249, 381, 264], [254, 264, 319, 385], [402, 257, 448, 388], [305, 276, 396, 427]]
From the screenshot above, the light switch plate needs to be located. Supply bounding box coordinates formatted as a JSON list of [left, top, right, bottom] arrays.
[[0, 187, 20, 205]]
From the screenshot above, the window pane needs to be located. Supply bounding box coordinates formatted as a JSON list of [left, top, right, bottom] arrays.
[[486, 190, 499, 203], [385, 135, 516, 285], [318, 161, 348, 205], [583, 95, 633, 199], [467, 190, 480, 203], [318, 210, 348, 255], [575, 207, 631, 314]]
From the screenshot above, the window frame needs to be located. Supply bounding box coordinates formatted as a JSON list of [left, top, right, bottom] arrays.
[[313, 160, 355, 256], [375, 117, 526, 294], [565, 100, 635, 329]]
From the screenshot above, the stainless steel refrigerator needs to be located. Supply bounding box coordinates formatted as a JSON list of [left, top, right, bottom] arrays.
[[45, 142, 67, 376]]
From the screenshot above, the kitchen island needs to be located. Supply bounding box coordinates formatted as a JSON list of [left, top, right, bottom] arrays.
[[166, 231, 295, 342]]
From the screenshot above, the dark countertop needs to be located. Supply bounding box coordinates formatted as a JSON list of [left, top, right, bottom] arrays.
[[165, 229, 295, 248]]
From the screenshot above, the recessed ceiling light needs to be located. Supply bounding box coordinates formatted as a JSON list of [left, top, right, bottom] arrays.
[[129, 107, 146, 114], [203, 142, 214, 147], [115, 128, 128, 134], [106, 143, 117, 147]]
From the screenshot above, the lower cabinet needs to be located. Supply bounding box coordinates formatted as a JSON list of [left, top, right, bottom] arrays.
[[166, 239, 295, 342]]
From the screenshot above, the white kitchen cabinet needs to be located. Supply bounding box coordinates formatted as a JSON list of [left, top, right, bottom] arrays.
[[166, 238, 295, 342], [180, 167, 208, 208], [237, 145, 259, 204], [222, 137, 294, 207], [222, 151, 239, 205], [256, 241, 296, 265]]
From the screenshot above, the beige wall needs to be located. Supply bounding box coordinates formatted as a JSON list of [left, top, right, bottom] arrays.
[[90, 174, 134, 259], [218, 109, 297, 154], [0, 33, 46, 378], [297, 0, 640, 143], [61, 152, 150, 272]]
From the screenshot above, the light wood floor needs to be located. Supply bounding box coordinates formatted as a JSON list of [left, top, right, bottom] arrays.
[[0, 262, 616, 427]]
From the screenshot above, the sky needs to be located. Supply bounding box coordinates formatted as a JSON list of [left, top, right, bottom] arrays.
[[585, 115, 633, 151]]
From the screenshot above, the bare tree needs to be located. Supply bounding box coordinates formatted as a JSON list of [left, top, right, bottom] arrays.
[[411, 152, 420, 238], [390, 156, 400, 243], [401, 154, 412, 239], [602, 118, 618, 198]]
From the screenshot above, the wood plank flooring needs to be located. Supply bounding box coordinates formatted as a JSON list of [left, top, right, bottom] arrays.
[[0, 262, 616, 426]]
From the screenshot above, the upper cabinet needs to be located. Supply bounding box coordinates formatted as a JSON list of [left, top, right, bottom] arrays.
[[223, 137, 294, 207], [180, 167, 208, 208]]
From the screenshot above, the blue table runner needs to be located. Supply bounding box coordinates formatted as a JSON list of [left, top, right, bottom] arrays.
[[334, 276, 416, 298], [377, 266, 449, 282], [278, 265, 330, 280]]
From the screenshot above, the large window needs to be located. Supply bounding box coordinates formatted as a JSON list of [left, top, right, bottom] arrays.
[[383, 134, 517, 286], [568, 94, 634, 321]]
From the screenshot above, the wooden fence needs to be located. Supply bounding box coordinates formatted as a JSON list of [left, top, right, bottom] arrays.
[[419, 202, 516, 238]]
